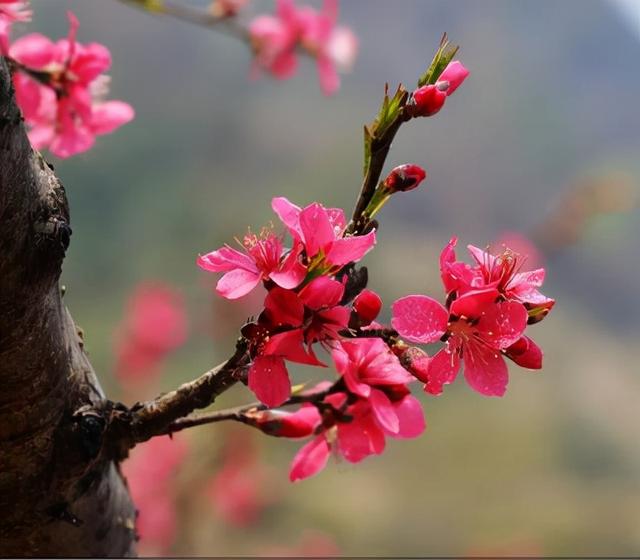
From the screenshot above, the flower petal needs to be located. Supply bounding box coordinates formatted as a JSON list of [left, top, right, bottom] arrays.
[[325, 230, 376, 266], [299, 276, 344, 309], [393, 395, 426, 439], [248, 355, 291, 407], [369, 388, 399, 435], [90, 101, 134, 135], [198, 246, 258, 273], [425, 345, 461, 395], [215, 269, 261, 299], [264, 287, 304, 327], [271, 196, 302, 238], [391, 295, 448, 344], [463, 342, 509, 397], [449, 288, 499, 319], [299, 202, 335, 257], [478, 300, 528, 349], [289, 435, 330, 482]]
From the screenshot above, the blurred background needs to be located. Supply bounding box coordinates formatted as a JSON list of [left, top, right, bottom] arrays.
[[23, 0, 640, 556]]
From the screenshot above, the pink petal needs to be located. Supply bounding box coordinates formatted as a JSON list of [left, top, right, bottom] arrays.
[[425, 345, 461, 395], [70, 42, 111, 83], [198, 246, 258, 273], [215, 268, 261, 299], [271, 196, 302, 238], [393, 395, 426, 439], [438, 60, 469, 96], [317, 54, 339, 96], [248, 355, 291, 407], [463, 343, 509, 397], [467, 244, 496, 271], [264, 329, 321, 366], [12, 72, 45, 121], [269, 243, 306, 289], [391, 295, 448, 344], [90, 101, 134, 135], [270, 50, 298, 79], [49, 121, 95, 158], [337, 413, 384, 463], [504, 336, 543, 370], [299, 276, 344, 309], [512, 268, 545, 289], [369, 389, 399, 435], [264, 287, 304, 327], [27, 125, 55, 149], [289, 436, 330, 482], [325, 230, 376, 266], [449, 288, 499, 319], [9, 33, 55, 68], [334, 343, 370, 398], [477, 301, 528, 349], [299, 203, 335, 257]]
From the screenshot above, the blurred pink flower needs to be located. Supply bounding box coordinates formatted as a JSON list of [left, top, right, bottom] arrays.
[[121, 435, 188, 555], [9, 11, 133, 157], [411, 60, 469, 117], [207, 430, 271, 527], [249, 0, 356, 95], [114, 282, 188, 385], [0, 0, 30, 53]]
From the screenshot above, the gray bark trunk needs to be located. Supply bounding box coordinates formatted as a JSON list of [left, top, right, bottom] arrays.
[[0, 57, 137, 557]]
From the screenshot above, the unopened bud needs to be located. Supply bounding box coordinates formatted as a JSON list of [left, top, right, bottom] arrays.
[[353, 289, 382, 325], [382, 164, 427, 193], [398, 346, 431, 383], [410, 84, 447, 117], [251, 408, 319, 438], [437, 60, 469, 96]]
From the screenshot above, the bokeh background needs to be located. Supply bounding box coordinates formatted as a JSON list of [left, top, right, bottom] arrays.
[[24, 0, 640, 556]]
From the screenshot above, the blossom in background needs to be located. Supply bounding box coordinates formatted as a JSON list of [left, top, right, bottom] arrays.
[[0, 0, 30, 53], [207, 429, 272, 527], [121, 435, 188, 556], [298, 0, 358, 95], [392, 239, 554, 396], [8, 11, 133, 157], [410, 60, 469, 117], [249, 0, 357, 95], [114, 282, 188, 385]]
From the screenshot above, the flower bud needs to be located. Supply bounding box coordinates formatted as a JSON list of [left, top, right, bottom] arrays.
[[437, 60, 469, 96], [397, 346, 431, 383], [411, 84, 447, 117], [353, 289, 382, 325], [250, 408, 319, 438], [382, 164, 427, 193]]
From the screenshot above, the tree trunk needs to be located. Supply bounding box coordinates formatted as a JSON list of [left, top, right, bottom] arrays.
[[0, 57, 137, 557]]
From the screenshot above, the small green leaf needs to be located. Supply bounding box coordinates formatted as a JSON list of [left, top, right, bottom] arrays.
[[363, 125, 373, 176], [417, 32, 460, 87]]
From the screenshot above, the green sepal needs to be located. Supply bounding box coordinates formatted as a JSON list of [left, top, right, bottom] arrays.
[[417, 32, 459, 87]]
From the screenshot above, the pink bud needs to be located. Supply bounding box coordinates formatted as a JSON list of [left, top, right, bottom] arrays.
[[353, 289, 382, 324], [253, 408, 319, 438], [398, 346, 431, 383], [411, 85, 447, 117], [437, 60, 469, 96], [383, 164, 427, 193]]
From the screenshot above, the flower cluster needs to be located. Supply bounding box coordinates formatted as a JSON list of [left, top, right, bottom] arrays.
[[249, 0, 357, 95], [4, 8, 133, 157], [392, 238, 554, 397], [197, 49, 551, 481]]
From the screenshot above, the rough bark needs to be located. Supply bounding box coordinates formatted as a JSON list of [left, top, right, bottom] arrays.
[[0, 57, 137, 557]]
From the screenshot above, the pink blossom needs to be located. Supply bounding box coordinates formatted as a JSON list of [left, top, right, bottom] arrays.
[[244, 278, 350, 407], [252, 404, 321, 438], [114, 282, 188, 385], [207, 430, 270, 527], [198, 227, 306, 299], [392, 290, 529, 396], [272, 196, 376, 268], [0, 1, 31, 54], [249, 0, 300, 80], [249, 0, 357, 95], [411, 60, 469, 118], [9, 11, 134, 157], [289, 386, 425, 481], [121, 435, 188, 555], [210, 0, 248, 18], [298, 0, 358, 95]]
